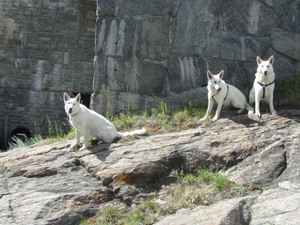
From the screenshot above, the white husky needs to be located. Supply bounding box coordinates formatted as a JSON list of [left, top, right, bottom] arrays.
[[249, 55, 276, 117], [200, 70, 253, 122], [63, 92, 146, 150]]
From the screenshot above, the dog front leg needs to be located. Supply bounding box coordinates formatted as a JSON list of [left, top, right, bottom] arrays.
[[69, 129, 80, 150], [212, 101, 223, 122], [268, 94, 277, 114], [80, 132, 90, 151], [200, 100, 214, 121], [254, 94, 261, 117]]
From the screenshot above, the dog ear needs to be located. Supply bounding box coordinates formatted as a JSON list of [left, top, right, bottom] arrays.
[[256, 56, 262, 65], [207, 70, 213, 79], [63, 92, 70, 103], [268, 55, 274, 64], [75, 93, 81, 103], [219, 70, 224, 79]]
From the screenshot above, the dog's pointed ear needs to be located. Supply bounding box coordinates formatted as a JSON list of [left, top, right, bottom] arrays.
[[63, 92, 70, 103], [256, 56, 262, 65], [207, 70, 213, 79], [75, 93, 81, 103], [269, 55, 274, 64], [219, 70, 224, 79]]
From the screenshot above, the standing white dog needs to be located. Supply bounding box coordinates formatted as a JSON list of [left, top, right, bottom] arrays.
[[63, 92, 146, 150], [200, 70, 253, 122], [249, 55, 276, 117]]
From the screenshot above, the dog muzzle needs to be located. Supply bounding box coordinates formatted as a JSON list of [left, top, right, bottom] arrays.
[[214, 86, 221, 92]]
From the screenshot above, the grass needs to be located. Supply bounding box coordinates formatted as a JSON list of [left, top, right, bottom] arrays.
[[82, 200, 161, 225], [8, 134, 44, 150], [274, 78, 300, 108], [8, 117, 73, 150], [80, 169, 258, 225]]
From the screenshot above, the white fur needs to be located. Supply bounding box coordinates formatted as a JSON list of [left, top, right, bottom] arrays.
[[63, 93, 146, 150], [249, 55, 276, 117], [200, 70, 253, 122]]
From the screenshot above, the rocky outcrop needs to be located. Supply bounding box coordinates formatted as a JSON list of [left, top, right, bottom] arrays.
[[1, 110, 300, 224]]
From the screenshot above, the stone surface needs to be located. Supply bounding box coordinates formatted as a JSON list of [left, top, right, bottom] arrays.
[[1, 110, 300, 224]]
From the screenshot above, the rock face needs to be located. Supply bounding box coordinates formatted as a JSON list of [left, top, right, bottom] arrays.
[[92, 0, 300, 114], [1, 110, 300, 224]]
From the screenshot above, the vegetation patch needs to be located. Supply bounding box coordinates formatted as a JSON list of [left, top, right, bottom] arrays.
[[80, 169, 260, 225]]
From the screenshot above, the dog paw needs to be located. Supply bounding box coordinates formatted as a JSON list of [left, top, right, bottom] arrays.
[[199, 117, 206, 122], [271, 110, 277, 114], [212, 116, 218, 122], [68, 144, 78, 151], [237, 109, 243, 114], [255, 112, 261, 118]]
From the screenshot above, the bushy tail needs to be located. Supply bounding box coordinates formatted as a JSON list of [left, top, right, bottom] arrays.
[[119, 127, 147, 137], [246, 103, 254, 115]]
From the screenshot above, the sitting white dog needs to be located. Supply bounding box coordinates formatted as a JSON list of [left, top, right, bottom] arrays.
[[200, 70, 253, 122], [63, 92, 146, 150]]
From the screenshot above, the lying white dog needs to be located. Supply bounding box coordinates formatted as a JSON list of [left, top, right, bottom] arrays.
[[249, 55, 276, 117], [63, 92, 146, 150], [200, 70, 253, 122]]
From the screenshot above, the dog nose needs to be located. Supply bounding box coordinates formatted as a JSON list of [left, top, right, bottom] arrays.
[[69, 108, 72, 113], [264, 71, 267, 75]]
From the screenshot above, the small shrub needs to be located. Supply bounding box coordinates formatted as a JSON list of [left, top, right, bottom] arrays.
[[197, 169, 213, 182], [183, 173, 196, 183], [151, 101, 169, 116], [212, 174, 230, 191]]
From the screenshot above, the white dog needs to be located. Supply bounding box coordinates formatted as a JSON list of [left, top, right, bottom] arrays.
[[249, 55, 276, 117], [63, 92, 146, 150], [200, 70, 253, 122]]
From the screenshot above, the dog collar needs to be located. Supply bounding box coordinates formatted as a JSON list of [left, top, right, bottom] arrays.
[[257, 80, 274, 98], [212, 84, 229, 103]]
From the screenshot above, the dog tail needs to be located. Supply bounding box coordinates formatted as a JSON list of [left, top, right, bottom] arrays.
[[119, 127, 147, 137], [246, 103, 254, 115]]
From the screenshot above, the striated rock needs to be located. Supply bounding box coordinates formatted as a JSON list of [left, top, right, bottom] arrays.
[[1, 110, 300, 224], [250, 188, 300, 225], [156, 197, 256, 225]]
